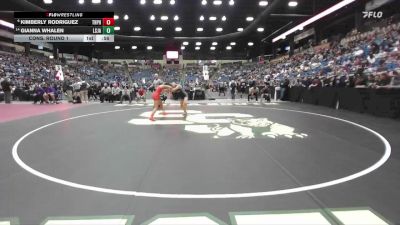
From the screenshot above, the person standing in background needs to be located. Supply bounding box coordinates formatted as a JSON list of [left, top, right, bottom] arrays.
[[63, 78, 73, 103], [152, 74, 163, 89], [248, 85, 259, 102], [229, 79, 237, 100], [279, 77, 290, 101], [111, 83, 120, 103], [72, 79, 82, 104], [79, 79, 90, 103], [218, 81, 226, 96], [239, 79, 247, 98], [131, 80, 139, 100], [33, 84, 45, 104], [1, 76, 12, 104], [46, 83, 57, 104], [120, 85, 132, 104]]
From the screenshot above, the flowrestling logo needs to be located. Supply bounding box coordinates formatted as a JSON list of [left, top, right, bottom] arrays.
[[128, 110, 308, 139], [363, 11, 383, 19]]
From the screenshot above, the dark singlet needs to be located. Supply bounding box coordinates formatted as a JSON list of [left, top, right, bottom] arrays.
[[173, 85, 187, 100]]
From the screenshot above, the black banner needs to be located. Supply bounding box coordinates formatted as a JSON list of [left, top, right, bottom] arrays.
[[14, 26, 104, 34], [316, 87, 338, 108], [14, 18, 105, 26], [14, 12, 113, 18], [288, 87, 400, 119]]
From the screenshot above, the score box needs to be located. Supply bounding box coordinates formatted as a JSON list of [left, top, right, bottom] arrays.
[[102, 26, 114, 35], [96, 35, 114, 42], [102, 18, 115, 26]]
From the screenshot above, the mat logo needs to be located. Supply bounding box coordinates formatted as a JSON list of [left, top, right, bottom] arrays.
[[129, 110, 308, 139]]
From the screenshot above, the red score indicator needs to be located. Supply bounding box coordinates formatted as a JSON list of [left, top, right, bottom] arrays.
[[102, 18, 115, 26]]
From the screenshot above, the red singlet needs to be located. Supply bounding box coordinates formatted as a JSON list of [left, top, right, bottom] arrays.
[[152, 86, 163, 101]]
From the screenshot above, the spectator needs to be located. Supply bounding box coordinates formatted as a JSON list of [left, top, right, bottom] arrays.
[[229, 79, 237, 100], [111, 83, 120, 103], [72, 79, 82, 104], [120, 85, 132, 104], [390, 70, 400, 86], [280, 77, 290, 100], [248, 86, 259, 102], [0, 76, 12, 104], [63, 78, 74, 103], [80, 79, 90, 103], [260, 85, 271, 103], [137, 86, 146, 102]]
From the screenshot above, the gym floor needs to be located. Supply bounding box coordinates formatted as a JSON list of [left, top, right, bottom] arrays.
[[0, 99, 399, 225]]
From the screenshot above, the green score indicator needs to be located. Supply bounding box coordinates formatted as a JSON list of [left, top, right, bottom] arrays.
[[102, 26, 114, 35]]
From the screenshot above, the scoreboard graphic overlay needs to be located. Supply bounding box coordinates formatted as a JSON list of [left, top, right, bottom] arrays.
[[14, 12, 114, 42]]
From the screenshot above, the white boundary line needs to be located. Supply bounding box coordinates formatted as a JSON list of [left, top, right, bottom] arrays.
[[12, 106, 391, 199]]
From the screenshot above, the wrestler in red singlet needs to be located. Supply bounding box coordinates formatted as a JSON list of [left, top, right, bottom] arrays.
[[149, 84, 172, 121], [152, 86, 163, 101]]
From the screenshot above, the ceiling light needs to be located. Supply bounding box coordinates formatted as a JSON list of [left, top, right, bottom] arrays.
[[114, 26, 120, 30], [156, 27, 162, 31], [161, 15, 169, 21], [115, 46, 120, 49], [174, 15, 179, 21], [91, 0, 100, 3], [201, 0, 207, 5], [209, 16, 217, 21], [114, 15, 119, 20], [78, 0, 84, 4], [210, 46, 216, 50], [175, 27, 182, 32], [288, 1, 298, 7], [299, 26, 304, 31], [147, 46, 153, 50], [221, 16, 226, 21], [43, 0, 52, 3], [200, 15, 205, 21], [195, 47, 200, 50], [181, 46, 185, 50], [248, 42, 254, 46], [196, 42, 202, 46], [257, 27, 264, 32], [150, 15, 155, 21], [216, 27, 223, 32], [273, 0, 356, 42], [230, 42, 236, 46], [259, 1, 268, 6], [183, 41, 189, 46], [212, 42, 218, 46], [0, 20, 14, 29], [134, 26, 141, 31], [237, 27, 243, 32], [170, 0, 175, 4], [197, 27, 204, 32], [153, 0, 162, 4], [132, 46, 138, 49], [213, 0, 222, 5], [140, 0, 146, 4], [124, 14, 129, 20], [246, 16, 254, 21], [226, 46, 232, 50], [229, 0, 234, 5], [107, 0, 113, 4]]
